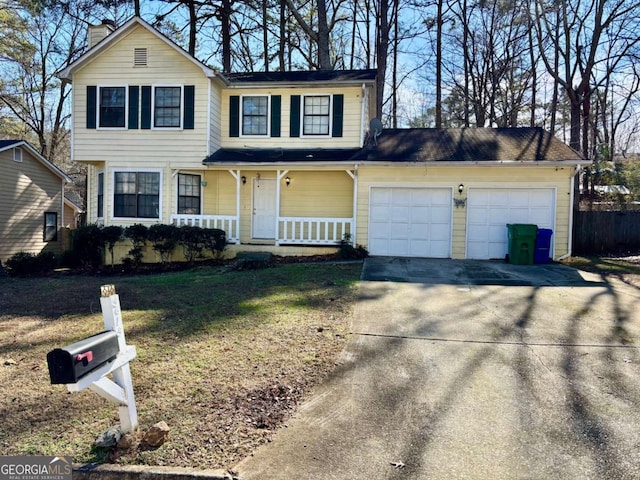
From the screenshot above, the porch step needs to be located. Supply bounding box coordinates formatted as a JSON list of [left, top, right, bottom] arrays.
[[233, 251, 273, 269]]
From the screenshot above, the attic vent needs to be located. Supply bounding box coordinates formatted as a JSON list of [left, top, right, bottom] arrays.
[[13, 147, 22, 162], [134, 48, 148, 66]]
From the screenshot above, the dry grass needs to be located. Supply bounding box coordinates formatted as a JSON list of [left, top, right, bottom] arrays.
[[0, 262, 361, 469]]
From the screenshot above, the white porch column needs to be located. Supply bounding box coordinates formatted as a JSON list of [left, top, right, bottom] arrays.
[[228, 170, 241, 242], [346, 165, 358, 244], [276, 170, 289, 246]]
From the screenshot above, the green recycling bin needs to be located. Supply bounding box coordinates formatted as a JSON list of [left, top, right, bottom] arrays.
[[506, 224, 538, 265]]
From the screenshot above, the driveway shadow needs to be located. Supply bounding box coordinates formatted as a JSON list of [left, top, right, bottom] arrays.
[[362, 257, 605, 287]]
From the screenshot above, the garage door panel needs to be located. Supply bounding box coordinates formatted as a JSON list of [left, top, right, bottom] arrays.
[[369, 187, 451, 258], [467, 188, 554, 260]]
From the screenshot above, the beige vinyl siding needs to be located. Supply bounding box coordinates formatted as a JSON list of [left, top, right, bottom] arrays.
[[0, 149, 64, 260], [221, 86, 366, 149], [72, 24, 210, 168], [356, 165, 575, 260], [279, 170, 353, 218]]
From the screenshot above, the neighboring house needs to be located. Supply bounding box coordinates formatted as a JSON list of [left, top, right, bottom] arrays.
[[64, 197, 84, 228], [0, 140, 72, 261], [60, 17, 588, 261]]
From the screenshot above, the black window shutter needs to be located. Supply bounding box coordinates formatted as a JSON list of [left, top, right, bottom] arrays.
[[270, 95, 281, 137], [128, 86, 139, 129], [332, 94, 344, 137], [141, 86, 151, 129], [229, 95, 240, 137], [290, 95, 300, 137], [183, 85, 195, 129], [86, 86, 96, 129]]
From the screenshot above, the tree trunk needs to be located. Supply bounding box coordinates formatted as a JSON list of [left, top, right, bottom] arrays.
[[316, 0, 331, 69], [221, 0, 232, 72], [435, 0, 443, 128], [262, 0, 269, 71]]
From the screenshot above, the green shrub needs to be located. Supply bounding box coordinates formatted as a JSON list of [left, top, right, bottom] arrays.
[[337, 233, 369, 260], [179, 225, 206, 262], [5, 251, 57, 276], [101, 225, 123, 266], [73, 225, 103, 269], [148, 224, 179, 263], [202, 228, 227, 258], [124, 224, 148, 267]]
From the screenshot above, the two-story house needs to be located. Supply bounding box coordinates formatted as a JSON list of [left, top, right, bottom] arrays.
[[60, 17, 587, 261]]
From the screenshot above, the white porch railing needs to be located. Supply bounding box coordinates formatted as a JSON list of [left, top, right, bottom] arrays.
[[278, 217, 353, 245], [170, 214, 239, 244]]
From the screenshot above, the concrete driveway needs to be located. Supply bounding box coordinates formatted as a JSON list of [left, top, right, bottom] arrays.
[[235, 258, 640, 479]]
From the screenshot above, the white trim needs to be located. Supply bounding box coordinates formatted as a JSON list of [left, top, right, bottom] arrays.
[[110, 168, 163, 221], [300, 93, 332, 138], [96, 170, 105, 222], [97, 84, 128, 130], [151, 84, 184, 130], [239, 94, 271, 137]]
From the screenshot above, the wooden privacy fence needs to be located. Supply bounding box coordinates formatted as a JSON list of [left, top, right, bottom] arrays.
[[573, 211, 640, 254]]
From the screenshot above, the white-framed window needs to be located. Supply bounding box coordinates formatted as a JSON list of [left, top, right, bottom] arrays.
[[241, 95, 269, 136], [112, 169, 162, 219], [177, 173, 201, 215], [97, 171, 104, 219], [12, 147, 22, 162], [44, 212, 58, 242], [153, 85, 183, 128], [302, 94, 331, 136], [98, 85, 127, 128]]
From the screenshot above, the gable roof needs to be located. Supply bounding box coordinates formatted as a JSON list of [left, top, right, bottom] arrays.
[[58, 16, 215, 81], [0, 140, 72, 182], [352, 127, 585, 163], [219, 69, 377, 87]]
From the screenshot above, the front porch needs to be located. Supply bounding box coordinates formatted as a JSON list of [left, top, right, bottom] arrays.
[[171, 167, 356, 248]]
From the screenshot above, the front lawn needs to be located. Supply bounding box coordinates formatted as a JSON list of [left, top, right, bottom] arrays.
[[0, 262, 361, 469]]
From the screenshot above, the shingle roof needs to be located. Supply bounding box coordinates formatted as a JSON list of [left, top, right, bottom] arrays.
[[221, 69, 377, 85], [203, 128, 584, 166], [204, 148, 361, 164], [0, 140, 20, 149], [352, 127, 584, 162]]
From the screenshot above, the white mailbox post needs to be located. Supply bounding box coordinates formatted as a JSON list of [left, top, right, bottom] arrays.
[[65, 284, 138, 433]]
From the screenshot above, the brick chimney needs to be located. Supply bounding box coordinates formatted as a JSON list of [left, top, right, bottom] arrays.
[[88, 19, 115, 49]]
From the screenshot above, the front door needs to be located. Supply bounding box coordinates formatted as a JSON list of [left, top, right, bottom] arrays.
[[252, 178, 277, 239]]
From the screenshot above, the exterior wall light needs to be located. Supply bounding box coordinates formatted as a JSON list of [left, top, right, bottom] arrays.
[[454, 184, 467, 208], [285, 176, 291, 187], [241, 175, 247, 185]]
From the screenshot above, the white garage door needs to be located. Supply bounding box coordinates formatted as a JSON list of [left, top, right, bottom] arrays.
[[466, 188, 555, 259], [369, 187, 451, 258]]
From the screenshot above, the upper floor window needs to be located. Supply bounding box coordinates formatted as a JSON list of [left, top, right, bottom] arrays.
[[154, 86, 182, 128], [302, 95, 330, 136], [242, 96, 269, 136], [97, 172, 104, 218], [113, 171, 161, 219], [12, 147, 22, 162], [177, 173, 201, 215], [99, 86, 126, 128]]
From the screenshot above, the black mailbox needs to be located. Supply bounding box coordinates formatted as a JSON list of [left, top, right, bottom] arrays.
[[47, 331, 119, 384]]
